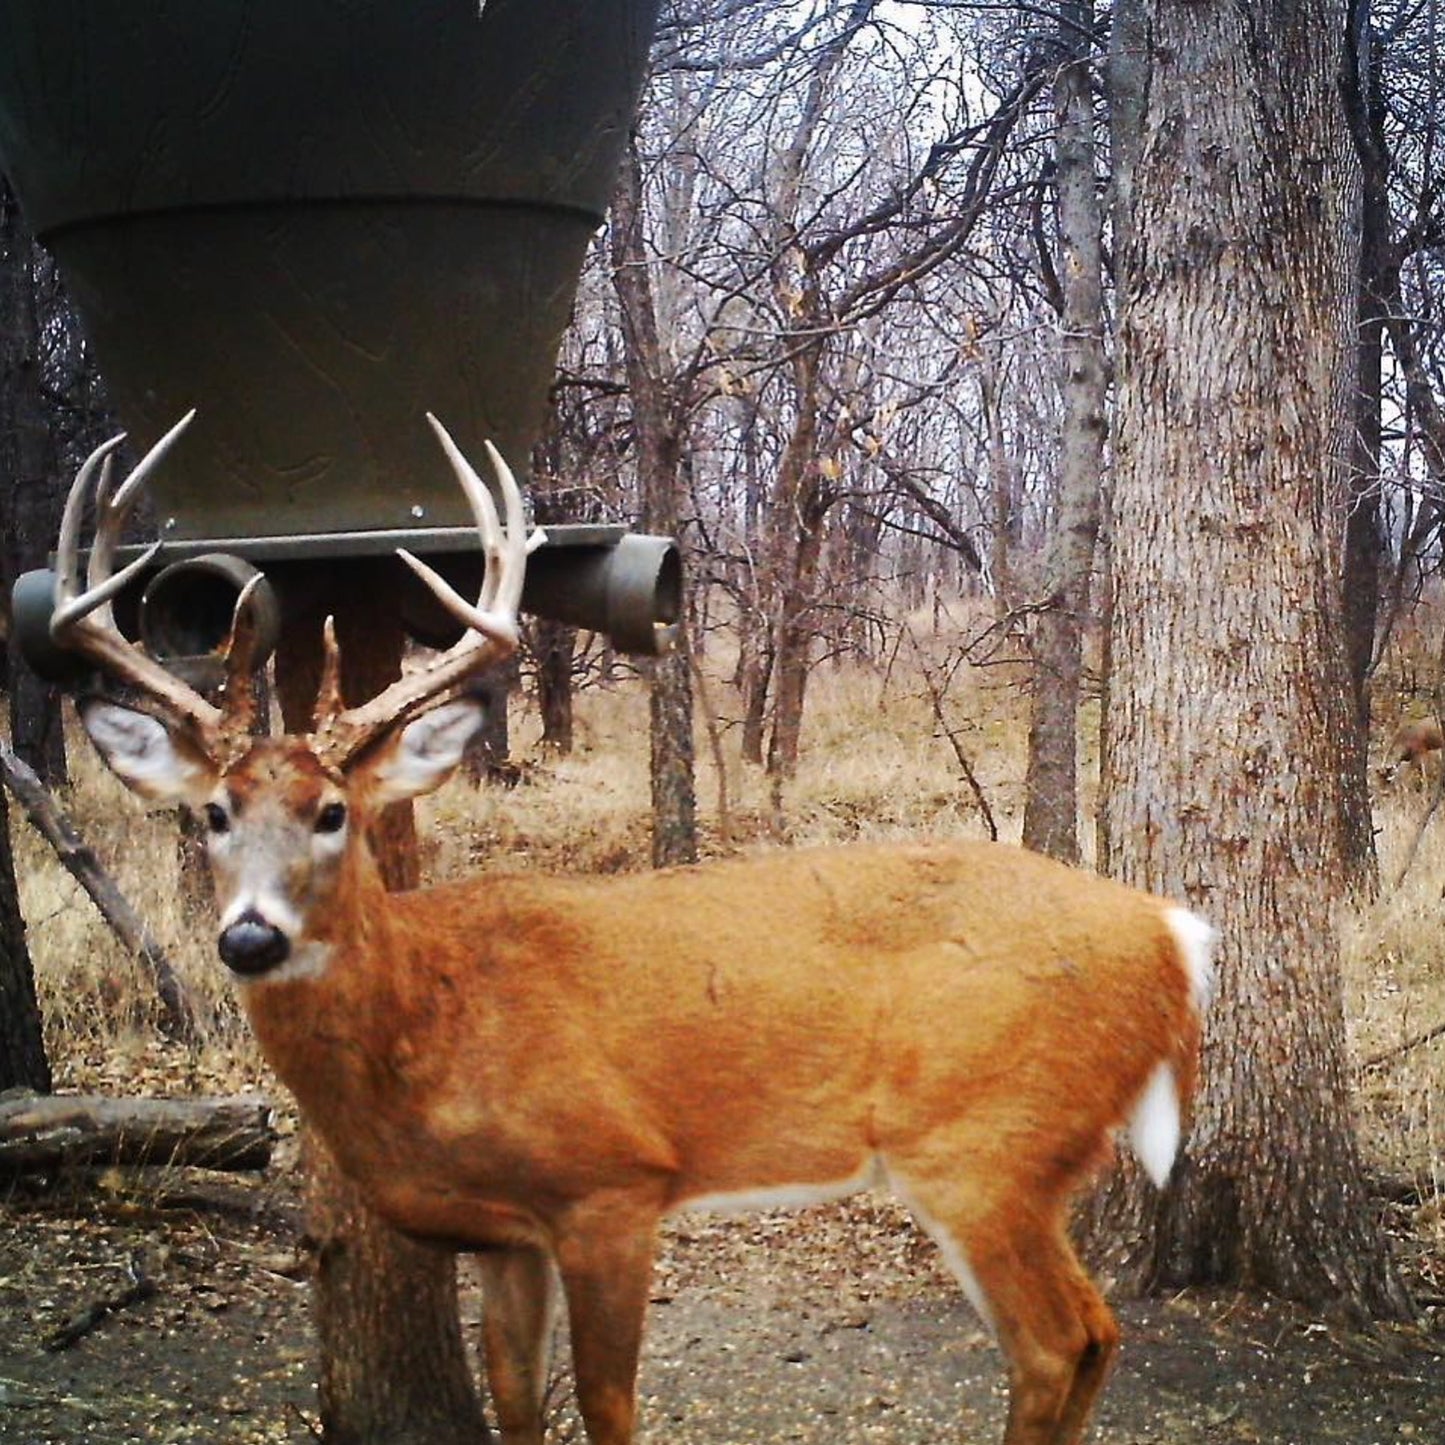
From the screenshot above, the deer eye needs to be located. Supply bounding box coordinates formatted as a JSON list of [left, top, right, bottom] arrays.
[[315, 801, 348, 835], [203, 802, 230, 835]]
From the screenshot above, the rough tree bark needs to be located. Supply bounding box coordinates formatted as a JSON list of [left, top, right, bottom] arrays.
[[273, 564, 489, 1444], [1097, 0, 1406, 1316], [1021, 0, 1107, 863]]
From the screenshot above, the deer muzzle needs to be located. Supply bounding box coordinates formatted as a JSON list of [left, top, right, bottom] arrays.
[[218, 909, 292, 977]]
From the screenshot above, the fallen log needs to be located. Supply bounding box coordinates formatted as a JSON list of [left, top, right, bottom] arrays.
[[0, 1091, 275, 1173]]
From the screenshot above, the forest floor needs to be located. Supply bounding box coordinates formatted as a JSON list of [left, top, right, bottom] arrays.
[[1, 1155, 1441, 1445]]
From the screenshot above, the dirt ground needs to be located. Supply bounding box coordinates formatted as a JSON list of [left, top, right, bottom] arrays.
[[1, 1170, 1440, 1445]]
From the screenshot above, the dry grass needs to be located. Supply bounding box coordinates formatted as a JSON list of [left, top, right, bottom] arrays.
[[9, 627, 1443, 1278], [13, 739, 266, 1093], [1344, 794, 1445, 1247]]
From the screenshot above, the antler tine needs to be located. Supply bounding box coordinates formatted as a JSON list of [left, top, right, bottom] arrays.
[[80, 453, 157, 635], [315, 419, 541, 766], [108, 409, 197, 511], [52, 412, 196, 635], [395, 423, 546, 635], [216, 573, 269, 738], [313, 617, 345, 731], [53, 432, 126, 619], [49, 416, 223, 742]]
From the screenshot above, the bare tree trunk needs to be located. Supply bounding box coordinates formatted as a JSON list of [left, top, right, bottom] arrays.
[[610, 134, 698, 866], [1341, 19, 1388, 738], [764, 340, 829, 780], [0, 177, 66, 786], [1094, 0, 1150, 867], [647, 647, 697, 866], [738, 637, 771, 767], [0, 779, 49, 1093], [736, 398, 770, 766], [534, 618, 577, 754], [1098, 0, 1405, 1317], [1335, 10, 1393, 887], [462, 656, 516, 785], [273, 564, 488, 1445], [979, 353, 1018, 611], [1022, 0, 1107, 863]]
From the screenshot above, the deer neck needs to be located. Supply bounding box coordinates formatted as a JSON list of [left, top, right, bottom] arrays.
[[230, 833, 406, 1110]]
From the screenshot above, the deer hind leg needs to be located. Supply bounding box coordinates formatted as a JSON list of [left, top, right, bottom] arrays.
[[891, 1171, 1117, 1445], [475, 1246, 558, 1445], [552, 1196, 661, 1445]]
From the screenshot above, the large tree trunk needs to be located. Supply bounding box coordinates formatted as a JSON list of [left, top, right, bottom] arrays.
[[1099, 0, 1405, 1316], [1021, 0, 1107, 863], [273, 565, 488, 1444]]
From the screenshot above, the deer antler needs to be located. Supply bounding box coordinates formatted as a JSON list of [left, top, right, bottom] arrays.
[[51, 411, 537, 771], [312, 413, 544, 768], [49, 412, 253, 754]]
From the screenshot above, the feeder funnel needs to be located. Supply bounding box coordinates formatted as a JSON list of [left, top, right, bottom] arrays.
[[0, 0, 673, 652]]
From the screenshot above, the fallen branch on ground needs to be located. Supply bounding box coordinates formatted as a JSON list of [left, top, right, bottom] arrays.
[[42, 1252, 158, 1352], [0, 1091, 275, 1174]]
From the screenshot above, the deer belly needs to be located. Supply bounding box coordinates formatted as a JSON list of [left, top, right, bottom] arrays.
[[674, 1154, 883, 1215]]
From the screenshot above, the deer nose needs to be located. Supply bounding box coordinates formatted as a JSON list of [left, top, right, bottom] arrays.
[[218, 909, 291, 976]]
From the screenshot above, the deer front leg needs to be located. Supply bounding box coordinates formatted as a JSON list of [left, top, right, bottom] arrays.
[[476, 1246, 558, 1445], [553, 1196, 661, 1445]]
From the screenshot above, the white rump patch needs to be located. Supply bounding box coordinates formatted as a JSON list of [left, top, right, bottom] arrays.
[[1123, 909, 1214, 1189], [1165, 906, 1217, 1014], [1126, 1063, 1181, 1189]]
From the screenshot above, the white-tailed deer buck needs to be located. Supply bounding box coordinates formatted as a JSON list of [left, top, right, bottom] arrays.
[[1379, 717, 1444, 786], [55, 415, 1214, 1445]]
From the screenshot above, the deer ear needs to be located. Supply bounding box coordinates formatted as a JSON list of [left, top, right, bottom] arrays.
[[80, 700, 218, 804], [356, 698, 483, 805]]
